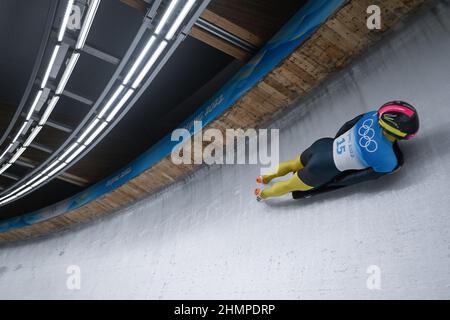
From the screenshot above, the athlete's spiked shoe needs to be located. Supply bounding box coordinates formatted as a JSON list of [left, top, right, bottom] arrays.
[[255, 188, 264, 202]]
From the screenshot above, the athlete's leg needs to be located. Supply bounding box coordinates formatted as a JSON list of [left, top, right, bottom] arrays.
[[260, 155, 304, 184], [257, 138, 340, 200], [260, 174, 313, 199], [297, 138, 340, 189]]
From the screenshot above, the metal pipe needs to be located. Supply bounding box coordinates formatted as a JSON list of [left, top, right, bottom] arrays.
[[194, 17, 258, 53]]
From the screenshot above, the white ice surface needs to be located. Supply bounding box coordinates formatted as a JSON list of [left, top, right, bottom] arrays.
[[1, 2, 450, 299]]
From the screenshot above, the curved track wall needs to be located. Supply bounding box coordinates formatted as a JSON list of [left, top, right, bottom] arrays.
[[0, 1, 449, 299]]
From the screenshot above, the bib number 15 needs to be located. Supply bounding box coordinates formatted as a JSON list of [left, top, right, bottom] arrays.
[[336, 138, 346, 155]]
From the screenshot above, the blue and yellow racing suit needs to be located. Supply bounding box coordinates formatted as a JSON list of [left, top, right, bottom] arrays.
[[260, 111, 402, 199]]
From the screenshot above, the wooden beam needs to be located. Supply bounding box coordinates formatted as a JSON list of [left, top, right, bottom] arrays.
[[119, 0, 258, 61], [190, 8, 268, 61], [207, 0, 307, 43], [120, 0, 148, 12], [190, 25, 251, 61], [200, 9, 264, 47]]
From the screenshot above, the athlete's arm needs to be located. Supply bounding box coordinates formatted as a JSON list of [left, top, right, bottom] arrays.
[[332, 168, 386, 187], [335, 114, 364, 138], [393, 141, 404, 170]]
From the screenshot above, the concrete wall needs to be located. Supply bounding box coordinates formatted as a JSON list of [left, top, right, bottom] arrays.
[[1, 1, 450, 299]]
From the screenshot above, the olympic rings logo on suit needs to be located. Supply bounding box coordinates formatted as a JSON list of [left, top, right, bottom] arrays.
[[358, 119, 378, 153]]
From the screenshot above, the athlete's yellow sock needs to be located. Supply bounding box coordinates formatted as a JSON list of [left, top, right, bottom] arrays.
[[262, 156, 304, 184], [261, 174, 313, 199]]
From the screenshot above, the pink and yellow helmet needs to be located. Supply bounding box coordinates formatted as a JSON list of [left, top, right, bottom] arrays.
[[378, 101, 420, 140]]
